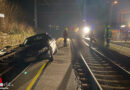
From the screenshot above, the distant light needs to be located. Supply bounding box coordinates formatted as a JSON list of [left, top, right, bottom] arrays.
[[82, 19, 86, 23], [128, 24, 130, 27], [120, 25, 126, 28], [0, 13, 5, 18], [83, 26, 90, 34], [74, 27, 79, 33], [113, 0, 118, 5]]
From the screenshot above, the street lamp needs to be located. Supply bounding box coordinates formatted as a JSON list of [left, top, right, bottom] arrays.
[[113, 0, 118, 5], [108, 0, 119, 26]]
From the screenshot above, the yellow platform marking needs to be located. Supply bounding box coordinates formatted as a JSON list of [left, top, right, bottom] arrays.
[[26, 61, 48, 90]]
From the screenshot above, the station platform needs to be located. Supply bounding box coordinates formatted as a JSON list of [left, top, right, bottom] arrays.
[[109, 42, 130, 57], [8, 38, 77, 90], [33, 38, 77, 90]]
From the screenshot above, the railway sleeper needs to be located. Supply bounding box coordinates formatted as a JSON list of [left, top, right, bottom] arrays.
[[90, 67, 114, 71], [79, 77, 89, 83], [87, 61, 108, 64], [98, 79, 130, 87], [102, 84, 130, 90], [95, 74, 124, 80], [89, 66, 112, 69], [92, 71, 119, 75], [88, 64, 110, 67], [81, 83, 90, 90]]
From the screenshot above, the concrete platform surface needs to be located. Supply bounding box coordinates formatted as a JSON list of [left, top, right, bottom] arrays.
[[34, 40, 77, 90], [110, 43, 130, 57]]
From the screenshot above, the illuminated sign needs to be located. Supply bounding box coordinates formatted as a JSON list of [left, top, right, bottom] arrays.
[[0, 13, 5, 18]]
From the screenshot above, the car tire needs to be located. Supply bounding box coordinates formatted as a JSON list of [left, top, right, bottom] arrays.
[[49, 47, 53, 61], [54, 48, 58, 55]]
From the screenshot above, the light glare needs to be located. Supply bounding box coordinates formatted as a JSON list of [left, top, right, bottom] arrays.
[[83, 27, 90, 34], [0, 13, 5, 18], [113, 0, 118, 5], [120, 25, 126, 28]]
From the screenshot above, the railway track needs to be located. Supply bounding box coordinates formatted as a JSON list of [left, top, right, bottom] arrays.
[[72, 39, 130, 90]]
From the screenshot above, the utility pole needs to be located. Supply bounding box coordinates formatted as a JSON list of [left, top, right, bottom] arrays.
[[34, 0, 38, 30], [109, 0, 118, 26]]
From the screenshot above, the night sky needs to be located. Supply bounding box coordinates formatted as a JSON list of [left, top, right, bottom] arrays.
[[7, 0, 34, 12], [7, 0, 130, 31], [7, 0, 79, 29]]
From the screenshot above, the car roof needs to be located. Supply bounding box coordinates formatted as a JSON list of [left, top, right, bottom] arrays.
[[27, 33, 50, 40]]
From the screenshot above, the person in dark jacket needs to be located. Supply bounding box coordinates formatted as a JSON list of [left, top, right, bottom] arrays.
[[63, 29, 68, 47]]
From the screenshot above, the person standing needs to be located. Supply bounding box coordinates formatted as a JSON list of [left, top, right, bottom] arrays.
[[63, 29, 68, 47], [89, 30, 95, 47], [105, 25, 112, 47]]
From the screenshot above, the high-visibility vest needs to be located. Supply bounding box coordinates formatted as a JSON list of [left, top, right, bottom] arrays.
[[105, 27, 112, 38]]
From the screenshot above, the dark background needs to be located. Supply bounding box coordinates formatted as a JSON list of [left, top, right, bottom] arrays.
[[6, 0, 130, 38]]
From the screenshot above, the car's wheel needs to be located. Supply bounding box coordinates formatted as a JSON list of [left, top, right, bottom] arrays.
[[49, 47, 53, 61], [54, 48, 58, 55]]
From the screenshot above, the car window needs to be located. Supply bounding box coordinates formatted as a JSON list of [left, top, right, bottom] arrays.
[[24, 34, 50, 45], [35, 36, 43, 41]]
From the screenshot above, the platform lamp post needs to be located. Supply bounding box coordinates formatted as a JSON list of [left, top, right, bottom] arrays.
[[34, 0, 38, 31], [106, 0, 118, 43], [108, 0, 118, 26]]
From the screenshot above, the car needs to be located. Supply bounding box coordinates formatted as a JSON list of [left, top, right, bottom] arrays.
[[17, 33, 57, 61]]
